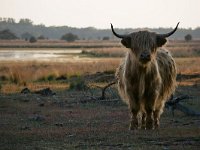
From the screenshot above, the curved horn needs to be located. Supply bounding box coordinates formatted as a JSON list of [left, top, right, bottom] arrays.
[[111, 23, 127, 38], [157, 22, 180, 38]]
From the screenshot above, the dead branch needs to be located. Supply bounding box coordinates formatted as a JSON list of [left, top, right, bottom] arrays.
[[99, 81, 116, 100], [166, 95, 191, 106], [175, 103, 200, 116], [165, 95, 200, 116]]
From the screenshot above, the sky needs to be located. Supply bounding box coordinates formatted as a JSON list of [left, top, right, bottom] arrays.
[[1, 0, 200, 29]]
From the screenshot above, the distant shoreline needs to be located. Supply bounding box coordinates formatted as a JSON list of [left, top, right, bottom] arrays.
[[0, 39, 200, 49]]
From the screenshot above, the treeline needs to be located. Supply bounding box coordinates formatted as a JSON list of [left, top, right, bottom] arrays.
[[0, 17, 200, 40]]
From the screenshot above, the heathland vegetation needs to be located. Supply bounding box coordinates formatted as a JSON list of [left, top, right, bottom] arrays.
[[0, 39, 199, 93]]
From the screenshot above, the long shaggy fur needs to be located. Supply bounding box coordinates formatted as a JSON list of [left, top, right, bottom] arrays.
[[115, 31, 177, 130]]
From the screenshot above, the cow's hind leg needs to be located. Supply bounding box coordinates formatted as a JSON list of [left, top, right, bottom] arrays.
[[153, 110, 160, 129], [154, 103, 165, 129], [141, 112, 146, 129]]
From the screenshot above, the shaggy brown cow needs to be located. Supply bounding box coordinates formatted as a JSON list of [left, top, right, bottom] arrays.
[[111, 23, 179, 130]]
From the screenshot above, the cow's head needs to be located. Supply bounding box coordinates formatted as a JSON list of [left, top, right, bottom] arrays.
[[111, 23, 179, 66]]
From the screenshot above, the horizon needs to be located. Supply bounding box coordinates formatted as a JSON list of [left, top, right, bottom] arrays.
[[1, 0, 200, 29], [1, 17, 199, 30]]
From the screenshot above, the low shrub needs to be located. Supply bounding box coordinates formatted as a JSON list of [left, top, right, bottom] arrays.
[[68, 76, 87, 90]]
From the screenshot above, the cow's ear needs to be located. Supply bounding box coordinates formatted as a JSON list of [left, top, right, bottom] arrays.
[[156, 36, 167, 47], [121, 37, 131, 48]]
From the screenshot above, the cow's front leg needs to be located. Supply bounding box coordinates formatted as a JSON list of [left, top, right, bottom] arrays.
[[129, 108, 140, 130], [145, 107, 154, 130], [128, 93, 140, 130]]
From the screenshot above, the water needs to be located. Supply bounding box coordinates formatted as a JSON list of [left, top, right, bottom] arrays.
[[0, 49, 83, 62]]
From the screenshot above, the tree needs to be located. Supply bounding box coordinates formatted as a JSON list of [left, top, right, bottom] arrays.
[[21, 32, 33, 40], [185, 34, 192, 42], [29, 36, 37, 43], [7, 18, 16, 24], [19, 18, 33, 25], [102, 36, 110, 40], [0, 18, 15, 23], [37, 35, 46, 40], [0, 29, 18, 39], [61, 33, 78, 42]]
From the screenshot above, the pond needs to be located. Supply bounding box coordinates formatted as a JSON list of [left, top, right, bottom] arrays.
[[0, 49, 83, 62]]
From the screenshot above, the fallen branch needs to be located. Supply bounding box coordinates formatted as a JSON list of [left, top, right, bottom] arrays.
[[99, 81, 116, 100], [165, 95, 190, 106], [175, 103, 200, 116], [165, 95, 200, 116]]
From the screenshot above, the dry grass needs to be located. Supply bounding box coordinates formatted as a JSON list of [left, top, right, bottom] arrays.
[[0, 39, 200, 94], [0, 57, 199, 77], [0, 57, 200, 93], [176, 57, 200, 74], [0, 59, 119, 93], [0, 59, 119, 80], [0, 39, 121, 48]]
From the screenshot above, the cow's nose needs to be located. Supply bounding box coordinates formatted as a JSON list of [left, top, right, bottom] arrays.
[[140, 52, 150, 60]]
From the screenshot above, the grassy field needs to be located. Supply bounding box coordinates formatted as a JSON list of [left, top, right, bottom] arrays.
[[0, 40, 200, 149]]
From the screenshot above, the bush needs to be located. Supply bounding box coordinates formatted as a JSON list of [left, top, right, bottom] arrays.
[[47, 74, 56, 81], [29, 36, 37, 43], [185, 34, 192, 42], [0, 29, 18, 39], [21, 32, 33, 40], [56, 75, 67, 81], [37, 74, 56, 82], [102, 36, 110, 40], [0, 75, 8, 81], [61, 33, 79, 42], [69, 76, 87, 90], [37, 35, 46, 40]]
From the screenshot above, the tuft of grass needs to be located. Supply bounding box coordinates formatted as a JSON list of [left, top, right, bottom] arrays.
[[0, 75, 8, 81], [103, 70, 115, 74], [68, 75, 87, 91], [47, 74, 56, 81], [37, 74, 57, 82], [9, 70, 22, 85], [55, 74, 68, 81]]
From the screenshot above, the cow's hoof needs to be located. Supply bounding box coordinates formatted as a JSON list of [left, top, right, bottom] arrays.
[[146, 122, 154, 130], [129, 123, 138, 130]]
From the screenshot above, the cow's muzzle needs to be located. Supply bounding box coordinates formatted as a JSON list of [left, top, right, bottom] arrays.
[[140, 52, 151, 63]]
